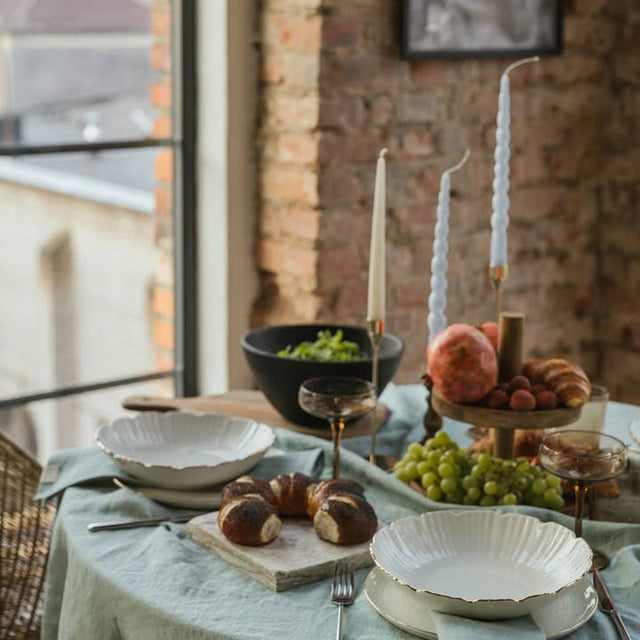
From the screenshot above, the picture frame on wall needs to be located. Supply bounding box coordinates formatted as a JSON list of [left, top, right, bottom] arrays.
[[401, 0, 564, 60]]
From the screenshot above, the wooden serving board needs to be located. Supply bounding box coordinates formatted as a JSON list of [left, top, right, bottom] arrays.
[[123, 390, 388, 440], [186, 512, 377, 591]]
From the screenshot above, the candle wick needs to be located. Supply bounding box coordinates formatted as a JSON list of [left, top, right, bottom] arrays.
[[444, 149, 470, 176], [378, 148, 388, 159], [503, 55, 540, 77]]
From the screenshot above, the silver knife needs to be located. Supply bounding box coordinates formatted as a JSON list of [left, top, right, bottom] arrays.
[[593, 569, 631, 640], [87, 513, 200, 532]]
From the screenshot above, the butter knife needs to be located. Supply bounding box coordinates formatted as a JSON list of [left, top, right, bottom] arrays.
[[87, 513, 199, 532], [593, 569, 631, 640]]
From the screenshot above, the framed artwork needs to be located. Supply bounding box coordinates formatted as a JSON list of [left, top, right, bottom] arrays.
[[401, 0, 564, 60]]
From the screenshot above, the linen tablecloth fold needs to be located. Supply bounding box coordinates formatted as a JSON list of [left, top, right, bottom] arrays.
[[35, 444, 324, 501], [431, 612, 544, 639]]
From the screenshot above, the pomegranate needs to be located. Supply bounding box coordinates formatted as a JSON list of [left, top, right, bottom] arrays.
[[427, 324, 498, 404], [476, 321, 499, 351]]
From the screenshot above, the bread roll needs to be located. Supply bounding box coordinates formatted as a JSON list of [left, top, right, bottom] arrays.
[[218, 495, 281, 546], [306, 479, 364, 518], [313, 493, 377, 545], [269, 472, 316, 516], [220, 475, 278, 510]]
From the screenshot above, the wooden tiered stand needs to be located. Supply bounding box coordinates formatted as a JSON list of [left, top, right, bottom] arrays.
[[431, 312, 582, 459]]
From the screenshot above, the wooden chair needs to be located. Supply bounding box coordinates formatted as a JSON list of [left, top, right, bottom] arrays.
[[0, 431, 56, 639]]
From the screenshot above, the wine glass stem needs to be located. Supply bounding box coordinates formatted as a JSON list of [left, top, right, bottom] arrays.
[[331, 418, 345, 479], [573, 481, 589, 539]]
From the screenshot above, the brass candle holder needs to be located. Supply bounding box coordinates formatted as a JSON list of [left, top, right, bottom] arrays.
[[489, 264, 509, 321], [367, 318, 384, 465]]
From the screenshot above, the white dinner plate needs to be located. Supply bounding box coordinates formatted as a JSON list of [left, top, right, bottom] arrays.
[[113, 478, 222, 510], [364, 567, 597, 640]]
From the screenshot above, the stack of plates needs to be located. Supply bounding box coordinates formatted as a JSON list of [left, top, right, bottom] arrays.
[[367, 511, 596, 639], [97, 411, 275, 508]]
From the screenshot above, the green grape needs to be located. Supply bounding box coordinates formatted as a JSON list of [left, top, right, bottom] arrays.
[[479, 495, 496, 506], [440, 452, 456, 465], [421, 471, 438, 489], [394, 467, 411, 482], [426, 450, 441, 466], [516, 461, 529, 473], [393, 460, 404, 471], [426, 484, 442, 501], [451, 463, 462, 477], [531, 478, 547, 496], [532, 496, 547, 509], [545, 473, 561, 489], [483, 480, 498, 496], [424, 437, 436, 450], [512, 475, 529, 491], [500, 493, 518, 506], [448, 489, 465, 504], [461, 475, 477, 491], [405, 461, 420, 480], [405, 452, 420, 463], [543, 488, 560, 504], [438, 462, 454, 479], [471, 464, 484, 478], [417, 461, 431, 476], [546, 493, 565, 510], [477, 453, 492, 469], [464, 495, 478, 505], [440, 477, 458, 494], [529, 466, 542, 478], [408, 442, 423, 457], [434, 430, 451, 446], [496, 483, 509, 498], [466, 486, 482, 502]]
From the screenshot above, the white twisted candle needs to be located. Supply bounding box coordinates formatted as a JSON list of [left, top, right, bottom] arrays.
[[490, 56, 539, 268], [428, 150, 470, 344]]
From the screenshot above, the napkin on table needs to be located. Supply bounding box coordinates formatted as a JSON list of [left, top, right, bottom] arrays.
[[431, 611, 545, 640], [35, 444, 324, 502]]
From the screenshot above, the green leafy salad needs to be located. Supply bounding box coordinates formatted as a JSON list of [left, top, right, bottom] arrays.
[[277, 329, 366, 362]]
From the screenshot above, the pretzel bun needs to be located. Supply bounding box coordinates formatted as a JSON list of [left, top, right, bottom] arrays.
[[220, 475, 278, 510], [218, 495, 281, 546], [269, 472, 316, 516], [313, 493, 377, 545], [306, 479, 364, 518], [521, 358, 591, 408]]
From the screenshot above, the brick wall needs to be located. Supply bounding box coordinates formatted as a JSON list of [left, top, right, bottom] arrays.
[[255, 0, 640, 402], [151, 0, 175, 374]]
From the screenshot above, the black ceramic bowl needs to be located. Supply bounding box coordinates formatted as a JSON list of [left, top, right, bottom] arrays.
[[241, 324, 404, 427]]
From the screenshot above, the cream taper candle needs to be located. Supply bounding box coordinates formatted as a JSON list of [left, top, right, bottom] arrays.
[[367, 148, 388, 321]]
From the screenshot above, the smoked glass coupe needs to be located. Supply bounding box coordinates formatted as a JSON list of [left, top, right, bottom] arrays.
[[299, 377, 375, 479], [538, 430, 627, 569]]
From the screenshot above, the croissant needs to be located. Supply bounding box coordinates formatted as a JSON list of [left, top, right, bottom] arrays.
[[521, 358, 591, 408]]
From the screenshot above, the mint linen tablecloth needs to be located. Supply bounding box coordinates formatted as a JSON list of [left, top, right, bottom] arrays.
[[41, 385, 640, 639]]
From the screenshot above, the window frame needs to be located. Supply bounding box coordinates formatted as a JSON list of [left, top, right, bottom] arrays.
[[0, 0, 199, 409]]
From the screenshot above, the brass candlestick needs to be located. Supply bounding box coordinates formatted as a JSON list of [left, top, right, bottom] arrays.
[[367, 318, 384, 465], [489, 264, 509, 321]]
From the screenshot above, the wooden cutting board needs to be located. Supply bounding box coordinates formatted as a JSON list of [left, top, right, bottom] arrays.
[[186, 512, 377, 591], [123, 390, 388, 440]]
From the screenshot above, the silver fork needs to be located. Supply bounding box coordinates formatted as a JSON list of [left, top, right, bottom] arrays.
[[331, 561, 355, 640]]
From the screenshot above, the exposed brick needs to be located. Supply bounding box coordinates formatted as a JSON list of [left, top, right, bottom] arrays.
[[154, 186, 172, 217], [150, 42, 171, 72], [265, 91, 319, 130], [153, 287, 174, 317], [151, 81, 172, 109], [317, 246, 362, 277], [151, 7, 171, 37], [155, 149, 173, 182], [280, 208, 321, 241], [263, 12, 322, 52], [153, 318, 174, 351], [322, 16, 361, 48], [258, 239, 317, 277], [318, 97, 365, 129], [261, 165, 318, 205], [152, 115, 172, 138]]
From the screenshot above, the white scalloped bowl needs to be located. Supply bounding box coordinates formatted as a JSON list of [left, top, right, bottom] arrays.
[[370, 510, 592, 620], [96, 412, 275, 489]]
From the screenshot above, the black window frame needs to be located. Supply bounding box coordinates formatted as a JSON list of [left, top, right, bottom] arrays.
[[0, 0, 198, 409]]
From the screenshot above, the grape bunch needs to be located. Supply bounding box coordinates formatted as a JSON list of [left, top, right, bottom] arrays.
[[394, 430, 564, 510]]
